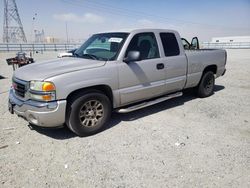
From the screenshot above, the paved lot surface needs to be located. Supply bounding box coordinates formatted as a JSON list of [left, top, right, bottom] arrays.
[[0, 50, 250, 187]]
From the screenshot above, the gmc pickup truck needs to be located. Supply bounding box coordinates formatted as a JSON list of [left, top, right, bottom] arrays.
[[9, 29, 226, 136]]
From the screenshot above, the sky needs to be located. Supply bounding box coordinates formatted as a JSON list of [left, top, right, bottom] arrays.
[[0, 0, 250, 42]]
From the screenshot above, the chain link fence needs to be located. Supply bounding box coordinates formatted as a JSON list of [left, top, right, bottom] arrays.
[[0, 43, 82, 52], [201, 42, 250, 49], [1, 42, 250, 52]]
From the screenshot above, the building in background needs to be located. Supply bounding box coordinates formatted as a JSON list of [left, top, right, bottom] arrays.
[[44, 36, 60, 43], [211, 36, 250, 43], [202, 36, 250, 49]]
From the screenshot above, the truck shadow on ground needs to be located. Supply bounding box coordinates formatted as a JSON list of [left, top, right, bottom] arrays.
[[31, 85, 225, 139]]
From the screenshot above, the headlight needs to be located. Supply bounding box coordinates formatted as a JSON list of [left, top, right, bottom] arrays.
[[29, 81, 56, 101], [30, 81, 55, 91]]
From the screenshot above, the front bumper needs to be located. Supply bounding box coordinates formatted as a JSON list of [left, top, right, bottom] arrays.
[[9, 89, 67, 127]]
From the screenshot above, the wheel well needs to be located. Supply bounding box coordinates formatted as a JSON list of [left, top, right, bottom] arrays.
[[203, 65, 217, 75], [66, 85, 113, 104]]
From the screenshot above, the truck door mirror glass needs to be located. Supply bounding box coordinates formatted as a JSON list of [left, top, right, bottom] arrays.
[[123, 51, 140, 63]]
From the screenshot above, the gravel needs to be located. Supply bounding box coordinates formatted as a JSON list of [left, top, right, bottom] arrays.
[[0, 50, 250, 187]]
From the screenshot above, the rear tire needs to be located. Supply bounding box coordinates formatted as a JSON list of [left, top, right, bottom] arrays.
[[66, 91, 111, 136], [197, 71, 215, 98]]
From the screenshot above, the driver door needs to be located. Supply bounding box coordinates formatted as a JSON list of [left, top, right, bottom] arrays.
[[118, 32, 166, 106]]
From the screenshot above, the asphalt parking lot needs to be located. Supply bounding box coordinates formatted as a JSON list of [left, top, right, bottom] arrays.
[[0, 49, 250, 187]]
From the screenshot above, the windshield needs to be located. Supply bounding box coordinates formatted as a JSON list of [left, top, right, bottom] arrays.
[[74, 32, 129, 61]]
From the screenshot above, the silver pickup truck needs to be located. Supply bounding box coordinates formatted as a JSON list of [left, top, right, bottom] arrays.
[[9, 29, 226, 136]]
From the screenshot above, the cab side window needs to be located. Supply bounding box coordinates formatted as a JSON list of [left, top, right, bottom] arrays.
[[126, 32, 160, 60], [160, 33, 180, 57]]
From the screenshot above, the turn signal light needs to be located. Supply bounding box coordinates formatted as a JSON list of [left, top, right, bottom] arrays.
[[42, 82, 55, 91], [42, 95, 52, 101]]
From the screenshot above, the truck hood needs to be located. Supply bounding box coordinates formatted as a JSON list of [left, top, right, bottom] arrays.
[[14, 57, 106, 81]]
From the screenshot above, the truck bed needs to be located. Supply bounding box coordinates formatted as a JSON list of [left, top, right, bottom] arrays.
[[184, 49, 226, 89]]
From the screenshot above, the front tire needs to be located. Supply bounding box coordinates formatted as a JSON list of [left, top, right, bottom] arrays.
[[197, 71, 215, 98], [66, 91, 111, 136]]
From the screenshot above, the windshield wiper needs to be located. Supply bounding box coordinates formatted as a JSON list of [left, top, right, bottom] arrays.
[[74, 53, 108, 61], [81, 54, 98, 60]]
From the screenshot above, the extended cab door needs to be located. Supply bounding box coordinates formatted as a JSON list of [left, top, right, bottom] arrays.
[[118, 32, 166, 106], [181, 37, 199, 50], [190, 37, 199, 49], [159, 32, 188, 93]]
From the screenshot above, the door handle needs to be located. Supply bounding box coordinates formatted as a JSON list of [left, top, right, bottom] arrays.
[[156, 63, 164, 70]]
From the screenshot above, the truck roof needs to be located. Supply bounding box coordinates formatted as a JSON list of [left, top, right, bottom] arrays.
[[95, 28, 178, 34]]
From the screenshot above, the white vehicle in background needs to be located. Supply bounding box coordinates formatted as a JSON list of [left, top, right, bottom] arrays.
[[57, 49, 77, 58]]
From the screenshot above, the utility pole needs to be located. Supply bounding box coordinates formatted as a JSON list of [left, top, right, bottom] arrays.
[[3, 0, 27, 43], [65, 22, 69, 44], [30, 13, 37, 43], [65, 22, 69, 50]]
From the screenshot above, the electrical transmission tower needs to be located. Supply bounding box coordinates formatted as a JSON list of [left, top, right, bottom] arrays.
[[34, 29, 45, 43], [3, 0, 27, 43]]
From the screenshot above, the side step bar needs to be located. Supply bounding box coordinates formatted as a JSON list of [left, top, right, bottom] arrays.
[[116, 92, 183, 113]]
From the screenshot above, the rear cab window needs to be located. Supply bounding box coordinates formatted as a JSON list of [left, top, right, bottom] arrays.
[[160, 33, 180, 57]]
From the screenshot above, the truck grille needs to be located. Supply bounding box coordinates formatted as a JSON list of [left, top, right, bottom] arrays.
[[13, 80, 26, 98]]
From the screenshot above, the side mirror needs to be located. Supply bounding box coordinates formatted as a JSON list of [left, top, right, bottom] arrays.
[[123, 51, 140, 63]]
